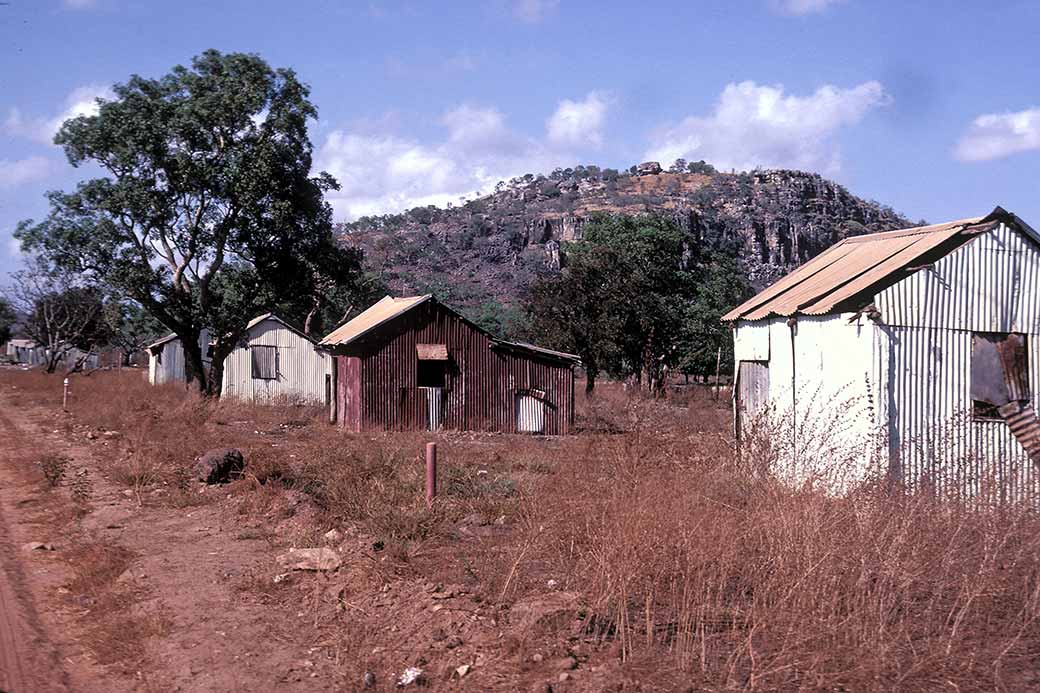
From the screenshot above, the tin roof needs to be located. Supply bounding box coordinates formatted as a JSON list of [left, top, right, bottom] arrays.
[[320, 295, 581, 365], [492, 340, 581, 364], [246, 313, 316, 344], [6, 339, 37, 348], [146, 333, 179, 351], [319, 295, 432, 346], [723, 207, 1035, 322]]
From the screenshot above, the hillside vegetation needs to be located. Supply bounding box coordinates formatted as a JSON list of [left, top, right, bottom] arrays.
[[340, 162, 914, 327]]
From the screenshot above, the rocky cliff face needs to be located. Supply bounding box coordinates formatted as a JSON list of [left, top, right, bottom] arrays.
[[338, 164, 913, 321]]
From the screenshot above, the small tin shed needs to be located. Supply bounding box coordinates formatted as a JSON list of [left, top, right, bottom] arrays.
[[221, 313, 332, 404], [319, 295, 579, 434], [5, 339, 45, 366], [724, 206, 1040, 499], [147, 331, 211, 386]]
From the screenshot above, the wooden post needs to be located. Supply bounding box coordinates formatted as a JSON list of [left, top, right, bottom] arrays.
[[713, 347, 722, 401], [425, 442, 437, 508]]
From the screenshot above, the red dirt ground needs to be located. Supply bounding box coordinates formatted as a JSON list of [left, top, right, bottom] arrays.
[[0, 378, 668, 692]]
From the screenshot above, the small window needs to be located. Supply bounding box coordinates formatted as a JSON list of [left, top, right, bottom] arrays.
[[251, 345, 277, 380], [971, 332, 1029, 420], [417, 360, 446, 388]]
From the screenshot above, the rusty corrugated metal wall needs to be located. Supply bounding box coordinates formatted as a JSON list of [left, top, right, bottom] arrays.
[[334, 301, 574, 434]]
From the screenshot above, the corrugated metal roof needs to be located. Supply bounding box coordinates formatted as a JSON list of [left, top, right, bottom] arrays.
[[319, 295, 431, 346], [492, 340, 581, 364], [246, 313, 316, 344], [722, 207, 1033, 322], [147, 333, 178, 351]]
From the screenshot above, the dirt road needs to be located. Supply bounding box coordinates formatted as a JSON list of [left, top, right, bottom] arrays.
[[0, 408, 72, 692], [0, 387, 348, 691]]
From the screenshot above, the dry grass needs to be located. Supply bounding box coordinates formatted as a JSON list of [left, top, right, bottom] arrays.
[[63, 541, 169, 670], [5, 368, 1040, 689]]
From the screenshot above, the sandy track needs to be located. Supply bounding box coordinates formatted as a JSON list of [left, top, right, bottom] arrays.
[[0, 408, 70, 693]]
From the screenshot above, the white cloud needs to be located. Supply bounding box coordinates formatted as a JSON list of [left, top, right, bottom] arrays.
[[8, 237, 24, 259], [316, 98, 604, 220], [546, 91, 609, 149], [954, 108, 1040, 162], [513, 0, 559, 23], [645, 80, 889, 174], [0, 156, 51, 188], [3, 84, 113, 144], [769, 0, 842, 15]]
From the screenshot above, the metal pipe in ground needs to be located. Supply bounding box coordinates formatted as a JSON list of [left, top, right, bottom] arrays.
[[425, 442, 437, 508], [62, 378, 69, 412]]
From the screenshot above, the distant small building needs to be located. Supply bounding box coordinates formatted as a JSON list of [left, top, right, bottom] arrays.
[[320, 295, 579, 434], [147, 331, 211, 386], [4, 340, 98, 370], [221, 313, 332, 404], [724, 207, 1040, 499], [5, 339, 45, 366], [146, 315, 331, 404]]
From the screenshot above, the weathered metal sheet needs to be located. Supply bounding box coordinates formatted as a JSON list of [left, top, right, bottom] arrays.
[[221, 316, 331, 403], [515, 393, 546, 433], [875, 222, 1040, 333], [723, 215, 988, 321], [416, 344, 448, 360], [735, 360, 769, 442], [333, 299, 575, 434], [421, 386, 444, 430], [877, 323, 1040, 503], [148, 330, 211, 386], [320, 295, 430, 346]]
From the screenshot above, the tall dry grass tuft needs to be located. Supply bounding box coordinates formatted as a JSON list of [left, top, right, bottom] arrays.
[[503, 400, 1040, 690]]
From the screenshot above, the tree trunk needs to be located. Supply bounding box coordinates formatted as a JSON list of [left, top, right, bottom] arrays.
[[180, 332, 210, 395], [585, 368, 597, 396], [206, 357, 226, 398]]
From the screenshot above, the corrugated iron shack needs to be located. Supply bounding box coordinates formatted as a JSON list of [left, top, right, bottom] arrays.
[[147, 331, 211, 385], [320, 295, 579, 434], [724, 206, 1040, 500], [222, 313, 332, 404]]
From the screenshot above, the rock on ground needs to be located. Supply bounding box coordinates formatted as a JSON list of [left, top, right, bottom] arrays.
[[277, 548, 342, 572], [194, 448, 245, 484]]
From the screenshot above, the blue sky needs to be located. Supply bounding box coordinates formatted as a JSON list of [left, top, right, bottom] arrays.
[[2, 0, 1039, 278]]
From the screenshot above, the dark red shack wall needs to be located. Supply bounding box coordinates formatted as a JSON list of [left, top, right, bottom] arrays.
[[338, 301, 574, 434]]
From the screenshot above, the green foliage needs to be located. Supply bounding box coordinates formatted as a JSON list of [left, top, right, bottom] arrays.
[[15, 50, 358, 393], [523, 214, 697, 392], [679, 256, 752, 378], [102, 298, 166, 363], [0, 298, 15, 345]]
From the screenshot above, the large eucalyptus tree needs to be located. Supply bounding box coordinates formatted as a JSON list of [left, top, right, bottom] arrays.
[[17, 50, 359, 394]]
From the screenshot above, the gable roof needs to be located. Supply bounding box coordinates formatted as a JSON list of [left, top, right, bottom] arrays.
[[245, 313, 316, 344], [319, 295, 581, 365], [146, 333, 178, 352], [492, 340, 581, 364], [722, 207, 1037, 322], [319, 295, 432, 347]]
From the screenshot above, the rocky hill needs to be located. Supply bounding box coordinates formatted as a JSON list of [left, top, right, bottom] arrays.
[[338, 162, 914, 327]]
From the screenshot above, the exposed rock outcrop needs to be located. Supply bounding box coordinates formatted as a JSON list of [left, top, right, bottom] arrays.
[[338, 165, 913, 324]]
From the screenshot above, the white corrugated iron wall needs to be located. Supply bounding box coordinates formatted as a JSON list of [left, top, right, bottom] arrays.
[[733, 315, 880, 487], [221, 318, 331, 404], [148, 331, 211, 386], [150, 340, 186, 384], [873, 223, 1040, 502]]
